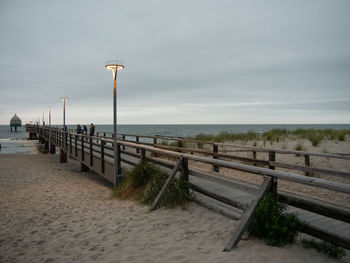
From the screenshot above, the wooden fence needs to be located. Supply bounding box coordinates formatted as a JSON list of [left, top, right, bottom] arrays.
[[27, 125, 350, 251]]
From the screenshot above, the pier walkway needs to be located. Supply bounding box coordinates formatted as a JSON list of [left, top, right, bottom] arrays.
[[26, 125, 350, 251]]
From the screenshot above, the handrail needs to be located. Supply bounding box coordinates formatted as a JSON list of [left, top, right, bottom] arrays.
[[95, 131, 350, 160]]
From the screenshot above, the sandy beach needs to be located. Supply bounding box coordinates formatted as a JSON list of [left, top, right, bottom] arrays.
[[0, 154, 349, 263]]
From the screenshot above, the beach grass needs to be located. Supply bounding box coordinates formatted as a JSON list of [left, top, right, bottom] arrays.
[[113, 160, 191, 208], [301, 238, 346, 258], [188, 128, 349, 147]]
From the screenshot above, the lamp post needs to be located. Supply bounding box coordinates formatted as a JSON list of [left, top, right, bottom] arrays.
[[105, 60, 125, 186], [60, 97, 69, 163], [48, 107, 52, 153]]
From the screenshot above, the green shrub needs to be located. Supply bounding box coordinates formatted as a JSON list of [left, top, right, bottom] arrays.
[[248, 193, 301, 246], [308, 134, 323, 147], [301, 238, 346, 258], [295, 141, 304, 151], [114, 160, 190, 208], [337, 133, 345, 141]]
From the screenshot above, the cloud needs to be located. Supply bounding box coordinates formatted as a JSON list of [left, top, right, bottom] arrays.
[[0, 0, 349, 124]]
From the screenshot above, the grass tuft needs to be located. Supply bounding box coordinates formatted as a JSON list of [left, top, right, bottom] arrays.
[[301, 238, 346, 258], [113, 160, 190, 208], [248, 193, 301, 247]]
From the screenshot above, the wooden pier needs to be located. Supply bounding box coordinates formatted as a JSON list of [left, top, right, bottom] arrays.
[[26, 125, 350, 251]]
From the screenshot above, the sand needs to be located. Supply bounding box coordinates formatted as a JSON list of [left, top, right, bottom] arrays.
[[0, 154, 349, 263]]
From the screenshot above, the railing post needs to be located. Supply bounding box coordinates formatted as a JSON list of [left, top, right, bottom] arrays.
[[181, 157, 189, 195], [117, 143, 121, 175], [177, 140, 183, 153], [136, 136, 140, 153], [69, 133, 72, 155], [81, 136, 85, 161], [268, 151, 277, 196], [141, 148, 146, 162], [213, 144, 219, 172], [75, 135, 78, 157], [304, 155, 310, 176], [90, 137, 93, 166], [268, 151, 275, 170], [101, 140, 105, 173], [122, 135, 126, 150], [153, 137, 158, 157], [252, 151, 257, 166]]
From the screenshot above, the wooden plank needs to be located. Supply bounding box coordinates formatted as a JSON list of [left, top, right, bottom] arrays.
[[189, 169, 258, 195], [300, 223, 350, 250], [150, 157, 183, 211], [223, 176, 272, 251], [189, 183, 247, 210], [278, 192, 350, 223], [271, 161, 350, 179]]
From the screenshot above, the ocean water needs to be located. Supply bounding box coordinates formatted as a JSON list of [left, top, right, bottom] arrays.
[[0, 126, 38, 154], [1, 124, 350, 154]]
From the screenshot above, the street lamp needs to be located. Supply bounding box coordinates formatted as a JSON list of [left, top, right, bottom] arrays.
[[105, 60, 125, 186], [60, 97, 69, 162]]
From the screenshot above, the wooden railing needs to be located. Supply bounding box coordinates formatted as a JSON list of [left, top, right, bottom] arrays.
[[95, 132, 350, 179], [27, 125, 350, 250]]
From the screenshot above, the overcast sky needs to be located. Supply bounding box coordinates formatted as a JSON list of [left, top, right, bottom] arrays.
[[0, 0, 349, 125]]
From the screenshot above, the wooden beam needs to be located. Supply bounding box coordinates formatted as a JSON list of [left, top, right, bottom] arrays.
[[271, 161, 350, 179], [223, 176, 272, 251], [111, 140, 350, 194], [150, 157, 183, 211], [278, 192, 350, 223], [189, 183, 247, 210], [300, 223, 350, 250]]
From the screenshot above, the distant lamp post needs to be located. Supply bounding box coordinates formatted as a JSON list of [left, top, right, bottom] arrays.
[[105, 60, 125, 186], [60, 97, 69, 163], [42, 111, 45, 126], [48, 107, 52, 153]]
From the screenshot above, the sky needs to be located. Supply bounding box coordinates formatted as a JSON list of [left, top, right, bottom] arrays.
[[0, 0, 349, 125]]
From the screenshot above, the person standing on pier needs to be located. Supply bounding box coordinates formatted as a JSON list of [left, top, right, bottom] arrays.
[[89, 123, 95, 137], [76, 124, 82, 134], [83, 125, 87, 134]]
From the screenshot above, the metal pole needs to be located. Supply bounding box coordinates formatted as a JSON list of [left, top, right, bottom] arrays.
[[63, 100, 66, 152], [49, 108, 51, 152], [113, 70, 118, 186]]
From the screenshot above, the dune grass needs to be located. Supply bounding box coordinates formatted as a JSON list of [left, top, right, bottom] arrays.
[[188, 128, 349, 147], [301, 238, 346, 258], [113, 160, 191, 208]]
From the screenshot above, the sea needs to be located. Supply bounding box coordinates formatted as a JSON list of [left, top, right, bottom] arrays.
[[1, 124, 350, 154]]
